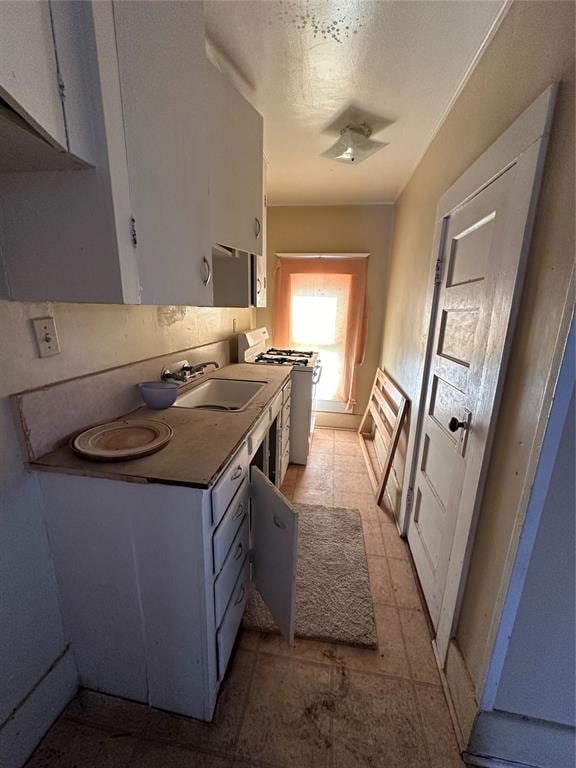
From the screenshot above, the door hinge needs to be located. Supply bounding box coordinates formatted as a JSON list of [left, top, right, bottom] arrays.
[[129, 216, 137, 248], [406, 486, 415, 515], [434, 256, 444, 287]]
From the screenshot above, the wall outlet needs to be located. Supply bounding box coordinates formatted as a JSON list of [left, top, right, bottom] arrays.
[[32, 316, 61, 358]]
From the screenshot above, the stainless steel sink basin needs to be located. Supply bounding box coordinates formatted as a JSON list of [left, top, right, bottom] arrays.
[[173, 378, 266, 412]]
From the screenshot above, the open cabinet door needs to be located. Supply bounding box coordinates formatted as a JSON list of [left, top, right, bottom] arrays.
[[250, 466, 298, 644]]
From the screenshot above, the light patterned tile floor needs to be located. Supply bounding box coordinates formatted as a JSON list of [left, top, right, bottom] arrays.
[[25, 428, 465, 768]]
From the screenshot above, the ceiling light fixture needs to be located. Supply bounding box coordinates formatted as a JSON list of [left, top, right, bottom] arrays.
[[321, 122, 388, 165]]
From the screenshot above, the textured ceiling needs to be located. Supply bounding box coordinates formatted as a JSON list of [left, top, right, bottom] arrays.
[[205, 0, 507, 204]]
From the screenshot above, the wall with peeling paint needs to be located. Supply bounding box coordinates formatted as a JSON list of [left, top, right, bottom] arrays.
[[0, 299, 254, 761]]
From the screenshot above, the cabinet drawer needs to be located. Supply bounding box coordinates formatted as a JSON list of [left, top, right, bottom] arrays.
[[213, 479, 249, 574], [212, 442, 249, 526], [216, 558, 249, 680], [214, 514, 250, 626]]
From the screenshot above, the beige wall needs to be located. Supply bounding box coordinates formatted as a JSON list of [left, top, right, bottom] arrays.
[[0, 299, 254, 734], [258, 205, 395, 425], [378, 0, 575, 729]]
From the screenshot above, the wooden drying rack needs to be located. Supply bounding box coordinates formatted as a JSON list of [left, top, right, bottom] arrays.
[[357, 368, 409, 506]]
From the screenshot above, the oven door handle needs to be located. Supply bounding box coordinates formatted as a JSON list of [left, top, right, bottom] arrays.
[[312, 363, 323, 385]]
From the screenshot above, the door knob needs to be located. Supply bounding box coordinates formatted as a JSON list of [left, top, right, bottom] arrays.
[[448, 416, 467, 432]]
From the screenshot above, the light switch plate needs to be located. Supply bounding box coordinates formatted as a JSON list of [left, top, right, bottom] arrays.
[[32, 317, 61, 357]]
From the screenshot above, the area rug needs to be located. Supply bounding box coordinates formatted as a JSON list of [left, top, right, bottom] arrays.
[[243, 503, 377, 648]]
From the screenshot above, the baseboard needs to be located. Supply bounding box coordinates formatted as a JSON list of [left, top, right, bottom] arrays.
[[0, 647, 78, 768], [464, 752, 541, 768], [314, 412, 361, 429], [466, 709, 575, 768]]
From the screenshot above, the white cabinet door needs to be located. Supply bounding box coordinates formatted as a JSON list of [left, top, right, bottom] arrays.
[[256, 162, 268, 308], [207, 62, 264, 256], [0, 0, 66, 149], [256, 254, 267, 308], [114, 0, 212, 306], [250, 467, 298, 644]]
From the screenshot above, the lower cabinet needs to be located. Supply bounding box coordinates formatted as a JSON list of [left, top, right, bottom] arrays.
[[37, 389, 297, 721]]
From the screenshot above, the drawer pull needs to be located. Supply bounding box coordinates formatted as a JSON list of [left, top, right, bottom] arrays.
[[231, 465, 243, 481], [233, 542, 243, 561], [234, 584, 245, 606], [273, 514, 286, 530], [233, 502, 245, 520]]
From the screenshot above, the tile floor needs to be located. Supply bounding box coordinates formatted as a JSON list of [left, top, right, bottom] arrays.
[[25, 428, 465, 768]]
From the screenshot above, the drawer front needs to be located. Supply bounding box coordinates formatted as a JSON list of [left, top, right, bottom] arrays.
[[282, 380, 292, 404], [214, 515, 250, 626], [213, 479, 249, 575], [212, 442, 249, 526], [216, 558, 249, 680]]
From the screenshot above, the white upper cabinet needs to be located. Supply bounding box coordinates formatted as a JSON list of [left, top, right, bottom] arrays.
[[0, 0, 96, 171], [0, 1, 66, 150], [0, 0, 140, 304], [207, 61, 264, 257], [0, 1, 263, 307], [113, 0, 212, 307]]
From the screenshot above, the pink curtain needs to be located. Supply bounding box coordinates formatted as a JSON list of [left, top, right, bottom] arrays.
[[274, 257, 368, 412]]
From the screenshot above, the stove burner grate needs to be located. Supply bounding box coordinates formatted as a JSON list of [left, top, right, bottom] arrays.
[[267, 348, 314, 358]]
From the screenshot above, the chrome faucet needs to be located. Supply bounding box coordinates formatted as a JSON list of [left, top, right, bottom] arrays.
[[161, 359, 219, 383], [182, 361, 219, 377]]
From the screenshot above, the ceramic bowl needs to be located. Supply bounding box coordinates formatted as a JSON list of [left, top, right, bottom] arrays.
[[138, 381, 179, 409]]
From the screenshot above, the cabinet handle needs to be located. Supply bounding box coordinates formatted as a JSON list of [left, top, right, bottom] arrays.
[[273, 514, 287, 530], [257, 277, 262, 294], [233, 542, 243, 561], [202, 257, 212, 287], [231, 465, 243, 481], [233, 502, 244, 519], [234, 584, 245, 606], [254, 217, 261, 238]]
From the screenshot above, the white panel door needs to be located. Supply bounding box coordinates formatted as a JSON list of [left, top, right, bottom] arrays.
[[250, 467, 298, 643], [408, 152, 546, 631]]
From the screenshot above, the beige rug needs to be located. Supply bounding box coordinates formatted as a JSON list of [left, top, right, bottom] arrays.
[[243, 503, 377, 648]]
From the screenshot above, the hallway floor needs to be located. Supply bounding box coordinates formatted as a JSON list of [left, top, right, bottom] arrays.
[[25, 428, 464, 768]]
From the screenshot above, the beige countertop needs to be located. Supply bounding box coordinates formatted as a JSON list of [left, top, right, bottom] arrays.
[[31, 364, 291, 489]]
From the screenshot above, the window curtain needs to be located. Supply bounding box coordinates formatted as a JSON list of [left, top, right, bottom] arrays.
[[274, 257, 368, 412]]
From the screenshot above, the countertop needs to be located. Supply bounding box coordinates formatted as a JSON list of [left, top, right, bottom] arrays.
[[31, 364, 292, 489]]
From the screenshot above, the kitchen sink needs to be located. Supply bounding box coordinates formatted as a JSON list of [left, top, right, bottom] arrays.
[[173, 378, 266, 412]]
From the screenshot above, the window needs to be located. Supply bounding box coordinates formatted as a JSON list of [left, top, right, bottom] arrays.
[[273, 256, 368, 412], [289, 273, 351, 403]]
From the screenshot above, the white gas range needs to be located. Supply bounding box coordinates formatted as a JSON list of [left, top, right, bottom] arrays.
[[238, 328, 321, 464]]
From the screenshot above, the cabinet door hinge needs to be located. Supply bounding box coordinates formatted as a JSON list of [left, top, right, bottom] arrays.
[[129, 216, 138, 248], [57, 72, 66, 103]]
